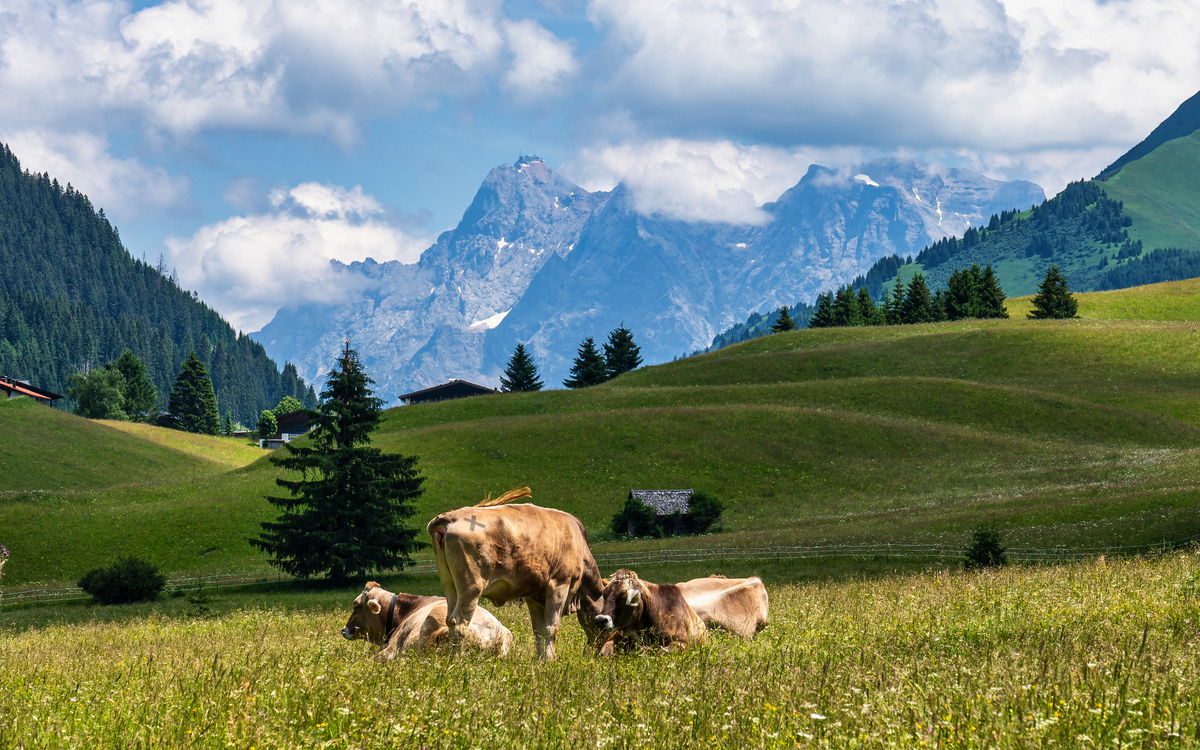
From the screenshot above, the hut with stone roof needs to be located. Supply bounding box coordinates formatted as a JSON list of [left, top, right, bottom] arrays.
[[628, 489, 693, 536]]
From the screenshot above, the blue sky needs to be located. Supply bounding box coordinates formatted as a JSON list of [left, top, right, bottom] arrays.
[[2, 0, 1198, 332]]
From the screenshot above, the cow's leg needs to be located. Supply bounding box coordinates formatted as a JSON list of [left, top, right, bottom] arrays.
[[525, 598, 554, 659], [441, 536, 484, 641], [532, 582, 571, 660]]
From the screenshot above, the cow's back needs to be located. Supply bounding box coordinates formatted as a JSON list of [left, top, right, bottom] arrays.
[[429, 503, 600, 606], [675, 576, 769, 638]]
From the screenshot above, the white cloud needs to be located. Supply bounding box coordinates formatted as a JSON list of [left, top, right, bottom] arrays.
[[0, 0, 566, 145], [561, 139, 863, 224], [165, 183, 431, 332], [2, 130, 190, 217], [585, 0, 1200, 163], [502, 19, 579, 98]]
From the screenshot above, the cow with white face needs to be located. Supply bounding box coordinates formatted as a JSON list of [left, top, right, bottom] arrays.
[[594, 569, 706, 655], [675, 575, 770, 638], [427, 487, 605, 659], [342, 582, 512, 660]]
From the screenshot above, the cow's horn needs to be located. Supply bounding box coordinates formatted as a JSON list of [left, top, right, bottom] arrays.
[[476, 486, 532, 507]]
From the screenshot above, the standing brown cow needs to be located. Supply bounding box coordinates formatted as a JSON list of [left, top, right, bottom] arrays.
[[594, 569, 707, 654], [427, 488, 604, 659]]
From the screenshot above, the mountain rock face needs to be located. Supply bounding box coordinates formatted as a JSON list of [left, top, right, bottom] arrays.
[[255, 157, 1043, 400], [255, 156, 608, 397]]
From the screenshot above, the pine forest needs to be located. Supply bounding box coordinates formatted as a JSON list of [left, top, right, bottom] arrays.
[[0, 144, 315, 422]]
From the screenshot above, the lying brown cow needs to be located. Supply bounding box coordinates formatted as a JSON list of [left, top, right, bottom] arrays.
[[675, 574, 770, 638], [427, 487, 604, 659], [594, 569, 706, 654], [342, 581, 512, 660]]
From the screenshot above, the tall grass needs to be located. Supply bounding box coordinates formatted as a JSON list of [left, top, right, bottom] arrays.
[[1, 553, 1197, 748]]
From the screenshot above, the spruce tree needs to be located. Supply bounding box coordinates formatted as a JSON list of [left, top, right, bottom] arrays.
[[1028, 264, 1079, 319], [224, 410, 234, 436], [251, 341, 426, 584], [807, 292, 835, 328], [563, 337, 608, 388], [110, 349, 158, 420], [500, 343, 544, 392], [168, 352, 220, 434], [857, 288, 885, 326], [978, 265, 1009, 319], [604, 325, 643, 379], [943, 266, 981, 321], [883, 276, 906, 325], [770, 306, 798, 333], [831, 286, 863, 327], [900, 273, 938, 324]]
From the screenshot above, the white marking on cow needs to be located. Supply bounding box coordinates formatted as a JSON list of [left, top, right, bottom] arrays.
[[596, 615, 614, 630]]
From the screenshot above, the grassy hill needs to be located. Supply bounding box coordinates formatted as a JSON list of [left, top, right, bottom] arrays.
[[1101, 131, 1200, 252], [3, 280, 1200, 587]]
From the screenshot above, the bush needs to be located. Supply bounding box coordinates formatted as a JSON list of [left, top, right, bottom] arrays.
[[257, 410, 278, 441], [78, 557, 167, 605], [963, 523, 1008, 570], [609, 498, 661, 538], [687, 491, 724, 534]]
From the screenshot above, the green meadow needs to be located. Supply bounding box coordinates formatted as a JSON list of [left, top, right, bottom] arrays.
[[4, 279, 1200, 587], [2, 554, 1198, 748]]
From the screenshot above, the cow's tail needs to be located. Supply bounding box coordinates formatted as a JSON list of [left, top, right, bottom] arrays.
[[476, 486, 531, 507], [427, 514, 451, 564]]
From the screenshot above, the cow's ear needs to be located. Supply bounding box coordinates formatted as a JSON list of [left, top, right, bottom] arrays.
[[368, 599, 382, 614], [626, 588, 641, 607]]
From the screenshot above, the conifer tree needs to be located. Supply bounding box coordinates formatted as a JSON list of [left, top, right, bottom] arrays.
[[224, 410, 234, 436], [807, 292, 835, 328], [900, 273, 938, 324], [604, 325, 643, 378], [563, 337, 608, 388], [979, 265, 1010, 319], [771, 306, 798, 333], [500, 343, 544, 392], [943, 266, 982, 320], [857, 288, 885, 326], [1028, 264, 1079, 319], [251, 341, 425, 584], [168, 352, 220, 434], [883, 276, 906, 325], [109, 349, 157, 421], [831, 286, 863, 327]]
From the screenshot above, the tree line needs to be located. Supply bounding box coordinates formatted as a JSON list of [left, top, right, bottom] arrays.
[[808, 263, 1010, 328], [498, 325, 645, 393], [0, 142, 315, 422]]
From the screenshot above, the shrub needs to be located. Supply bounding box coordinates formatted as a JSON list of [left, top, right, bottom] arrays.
[[257, 410, 278, 441], [687, 491, 724, 534], [963, 523, 1008, 570], [78, 557, 167, 605], [609, 498, 660, 538]]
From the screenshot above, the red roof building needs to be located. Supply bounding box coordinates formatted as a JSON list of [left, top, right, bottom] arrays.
[[0, 377, 64, 405]]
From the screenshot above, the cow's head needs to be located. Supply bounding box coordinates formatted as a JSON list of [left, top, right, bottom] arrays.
[[342, 581, 390, 645], [594, 569, 646, 637]]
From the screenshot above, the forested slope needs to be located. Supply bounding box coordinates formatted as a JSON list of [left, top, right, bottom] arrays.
[[0, 143, 315, 421]]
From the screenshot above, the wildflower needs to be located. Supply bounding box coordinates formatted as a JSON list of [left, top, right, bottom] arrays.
[[811, 713, 827, 720]]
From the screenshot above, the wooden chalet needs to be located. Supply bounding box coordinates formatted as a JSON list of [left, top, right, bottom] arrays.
[[397, 379, 498, 405], [0, 376, 64, 406]]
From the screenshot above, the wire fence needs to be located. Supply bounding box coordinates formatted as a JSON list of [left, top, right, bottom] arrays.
[[3, 533, 1197, 610]]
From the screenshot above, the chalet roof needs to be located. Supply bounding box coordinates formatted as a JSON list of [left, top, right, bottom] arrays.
[[0, 376, 64, 402], [275, 410, 312, 434], [629, 489, 693, 515], [397, 379, 499, 405]]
